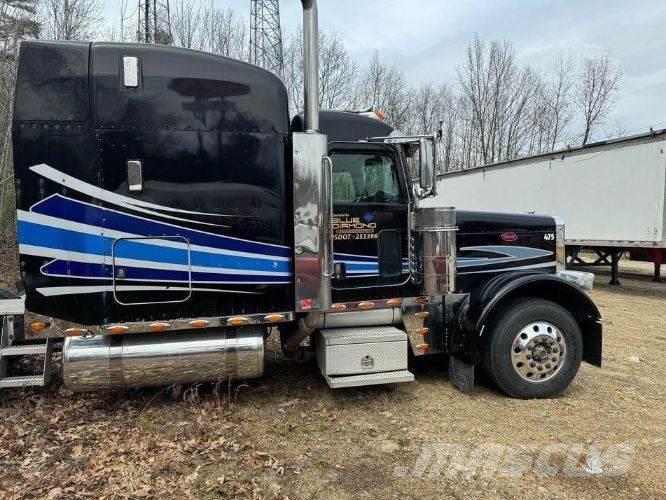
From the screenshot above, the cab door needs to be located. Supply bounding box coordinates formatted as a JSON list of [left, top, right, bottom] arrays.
[[328, 142, 410, 290]]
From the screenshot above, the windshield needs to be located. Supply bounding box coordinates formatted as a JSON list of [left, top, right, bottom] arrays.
[[331, 152, 403, 204]]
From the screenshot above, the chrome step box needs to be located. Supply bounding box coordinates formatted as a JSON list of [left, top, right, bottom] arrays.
[[316, 326, 413, 388]]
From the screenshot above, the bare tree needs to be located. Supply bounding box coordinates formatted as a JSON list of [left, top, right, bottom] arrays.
[[282, 29, 303, 116], [318, 32, 357, 110], [0, 0, 39, 260], [457, 36, 542, 165], [576, 55, 623, 145], [283, 28, 359, 116], [359, 51, 411, 131], [1, 1, 40, 213], [170, 0, 202, 49], [198, 1, 248, 60], [40, 0, 103, 41], [545, 53, 575, 150], [409, 82, 442, 134]]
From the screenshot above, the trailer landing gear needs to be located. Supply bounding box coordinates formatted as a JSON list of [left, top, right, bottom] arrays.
[[568, 247, 624, 285], [652, 248, 663, 283]]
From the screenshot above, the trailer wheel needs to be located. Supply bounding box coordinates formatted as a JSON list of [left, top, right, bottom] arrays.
[[483, 298, 582, 399]]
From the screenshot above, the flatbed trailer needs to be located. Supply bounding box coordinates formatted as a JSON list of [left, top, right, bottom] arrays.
[[425, 130, 666, 284]]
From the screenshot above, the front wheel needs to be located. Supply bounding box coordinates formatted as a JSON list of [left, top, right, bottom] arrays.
[[483, 298, 583, 399]]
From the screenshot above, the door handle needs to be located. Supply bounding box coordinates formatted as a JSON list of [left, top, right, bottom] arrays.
[[323, 155, 334, 277]]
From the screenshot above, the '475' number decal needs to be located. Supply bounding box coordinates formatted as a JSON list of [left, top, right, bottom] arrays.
[[544, 233, 555, 241]]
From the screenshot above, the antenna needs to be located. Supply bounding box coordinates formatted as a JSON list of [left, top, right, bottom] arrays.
[[137, 0, 173, 45], [249, 0, 284, 76]]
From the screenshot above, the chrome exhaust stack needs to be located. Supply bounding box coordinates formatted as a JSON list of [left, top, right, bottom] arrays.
[[62, 327, 264, 392], [301, 0, 319, 132]]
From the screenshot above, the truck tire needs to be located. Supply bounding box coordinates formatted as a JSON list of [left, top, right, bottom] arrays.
[[483, 298, 583, 399]]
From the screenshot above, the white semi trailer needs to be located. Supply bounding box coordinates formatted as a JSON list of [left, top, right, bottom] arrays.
[[424, 130, 666, 284]]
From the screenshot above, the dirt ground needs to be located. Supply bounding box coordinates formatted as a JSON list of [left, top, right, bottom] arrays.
[[0, 261, 664, 499]]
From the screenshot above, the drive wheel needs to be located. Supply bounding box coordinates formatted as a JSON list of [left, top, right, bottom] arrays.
[[483, 298, 582, 399]]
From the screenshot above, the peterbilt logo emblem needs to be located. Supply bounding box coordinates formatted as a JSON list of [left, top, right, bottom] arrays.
[[361, 355, 374, 370], [501, 232, 518, 242]]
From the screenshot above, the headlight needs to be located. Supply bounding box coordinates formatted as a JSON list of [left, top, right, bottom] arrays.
[[553, 216, 566, 271]]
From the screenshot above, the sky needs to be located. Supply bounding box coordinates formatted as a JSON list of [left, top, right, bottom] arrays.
[[103, 0, 666, 135]]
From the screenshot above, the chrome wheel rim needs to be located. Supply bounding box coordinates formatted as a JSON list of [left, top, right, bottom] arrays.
[[511, 322, 566, 383]]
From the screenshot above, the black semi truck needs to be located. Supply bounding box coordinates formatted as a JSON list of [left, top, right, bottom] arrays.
[[0, 1, 601, 398]]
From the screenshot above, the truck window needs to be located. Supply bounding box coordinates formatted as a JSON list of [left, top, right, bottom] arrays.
[[332, 171, 356, 203], [331, 152, 402, 204]]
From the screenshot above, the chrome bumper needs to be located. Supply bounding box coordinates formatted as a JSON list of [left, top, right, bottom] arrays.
[[557, 270, 595, 291]]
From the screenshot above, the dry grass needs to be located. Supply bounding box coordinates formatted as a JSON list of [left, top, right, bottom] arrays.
[[0, 263, 664, 498]]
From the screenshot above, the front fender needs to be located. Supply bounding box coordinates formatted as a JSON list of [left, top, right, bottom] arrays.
[[452, 271, 602, 366]]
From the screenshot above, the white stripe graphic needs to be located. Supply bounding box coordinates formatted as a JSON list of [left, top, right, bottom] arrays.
[[457, 261, 556, 275], [36, 285, 260, 297], [30, 164, 237, 224]]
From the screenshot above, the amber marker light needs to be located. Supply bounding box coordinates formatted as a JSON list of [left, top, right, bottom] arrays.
[[227, 316, 249, 326], [106, 325, 128, 334], [416, 296, 431, 305], [264, 314, 285, 323], [414, 311, 430, 319], [416, 343, 429, 350], [331, 304, 346, 312], [64, 327, 87, 336], [358, 301, 375, 310], [189, 319, 210, 328], [149, 322, 170, 332], [416, 327, 430, 335], [387, 298, 402, 307], [29, 321, 48, 332]]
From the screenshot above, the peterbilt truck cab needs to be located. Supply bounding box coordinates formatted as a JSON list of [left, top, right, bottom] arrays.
[[0, 0, 601, 398]]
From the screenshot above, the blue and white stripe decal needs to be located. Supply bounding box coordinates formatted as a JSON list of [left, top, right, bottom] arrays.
[[333, 252, 410, 277], [28, 194, 290, 258], [17, 169, 293, 295]]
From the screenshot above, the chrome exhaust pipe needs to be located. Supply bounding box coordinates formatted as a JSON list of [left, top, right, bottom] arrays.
[[62, 327, 264, 392], [301, 0, 319, 132]]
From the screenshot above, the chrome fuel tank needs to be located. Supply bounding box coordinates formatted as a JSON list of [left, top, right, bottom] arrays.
[[62, 326, 264, 392]]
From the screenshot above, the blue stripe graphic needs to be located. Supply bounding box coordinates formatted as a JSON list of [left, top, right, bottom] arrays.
[[32, 195, 290, 258], [18, 221, 290, 273]]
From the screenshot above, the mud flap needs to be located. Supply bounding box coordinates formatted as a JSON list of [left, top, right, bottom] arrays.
[[449, 355, 475, 393]]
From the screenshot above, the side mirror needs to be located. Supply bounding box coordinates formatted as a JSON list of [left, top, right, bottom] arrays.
[[418, 137, 436, 197]]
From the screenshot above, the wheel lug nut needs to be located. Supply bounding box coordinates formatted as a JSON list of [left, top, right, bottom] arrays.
[[530, 362, 536, 368]]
